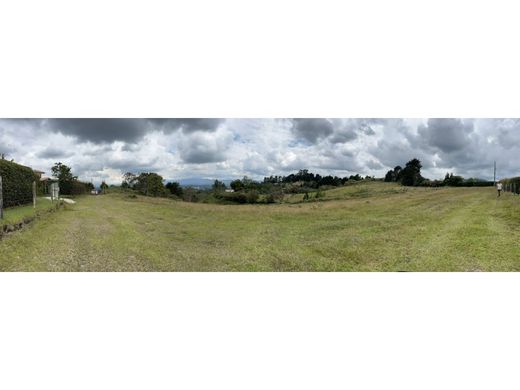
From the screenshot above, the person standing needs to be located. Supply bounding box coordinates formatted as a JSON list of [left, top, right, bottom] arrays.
[[497, 181, 503, 197]]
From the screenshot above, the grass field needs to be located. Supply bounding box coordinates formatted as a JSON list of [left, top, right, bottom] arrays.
[[0, 197, 57, 225], [1, 182, 519, 271]]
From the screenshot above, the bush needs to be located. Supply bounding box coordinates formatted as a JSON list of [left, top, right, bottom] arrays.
[[215, 191, 259, 204], [0, 160, 38, 208], [315, 189, 324, 199]]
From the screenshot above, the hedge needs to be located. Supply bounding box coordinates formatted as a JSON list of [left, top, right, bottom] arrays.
[[0, 160, 38, 208], [502, 177, 520, 194], [69, 180, 88, 195]]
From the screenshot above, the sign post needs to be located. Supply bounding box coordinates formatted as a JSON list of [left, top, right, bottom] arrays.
[[33, 181, 36, 209]]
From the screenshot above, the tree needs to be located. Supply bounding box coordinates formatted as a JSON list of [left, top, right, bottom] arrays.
[[230, 179, 244, 192], [122, 172, 137, 188], [134, 172, 166, 197], [166, 181, 183, 197], [212, 180, 226, 193], [384, 170, 395, 182], [51, 162, 78, 195], [443, 173, 464, 187], [100, 181, 109, 194], [400, 159, 423, 186], [393, 166, 403, 181]]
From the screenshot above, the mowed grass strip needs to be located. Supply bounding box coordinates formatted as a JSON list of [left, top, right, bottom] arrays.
[[1, 198, 57, 225], [1, 182, 519, 271]]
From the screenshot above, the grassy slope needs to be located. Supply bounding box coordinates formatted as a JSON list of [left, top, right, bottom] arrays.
[[0, 182, 519, 271], [1, 198, 58, 225]]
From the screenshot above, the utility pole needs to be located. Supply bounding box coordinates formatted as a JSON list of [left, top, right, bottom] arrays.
[[494, 161, 496, 185]]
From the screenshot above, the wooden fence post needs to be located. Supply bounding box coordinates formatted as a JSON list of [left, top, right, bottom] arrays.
[[33, 181, 36, 209], [0, 175, 3, 220]]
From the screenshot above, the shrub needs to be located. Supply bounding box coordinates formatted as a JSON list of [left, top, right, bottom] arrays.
[[315, 189, 324, 199], [0, 160, 38, 208], [246, 190, 259, 204]]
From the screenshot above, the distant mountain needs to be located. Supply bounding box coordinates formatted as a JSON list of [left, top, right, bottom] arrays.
[[177, 178, 233, 188]]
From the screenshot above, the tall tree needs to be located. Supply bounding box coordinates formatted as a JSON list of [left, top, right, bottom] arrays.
[[400, 159, 423, 186], [135, 172, 166, 197], [51, 162, 78, 194], [212, 180, 226, 193]]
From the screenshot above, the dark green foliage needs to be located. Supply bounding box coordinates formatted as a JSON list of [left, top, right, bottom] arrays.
[[215, 191, 259, 204], [0, 160, 38, 207], [166, 181, 183, 197], [134, 173, 166, 197], [384, 166, 403, 182], [400, 159, 424, 186], [437, 173, 493, 187], [100, 181, 109, 194], [443, 173, 464, 186], [384, 170, 395, 182], [263, 169, 352, 188], [212, 179, 226, 193], [51, 162, 78, 195], [501, 177, 520, 194], [122, 171, 166, 197], [70, 181, 89, 195], [230, 179, 244, 191]]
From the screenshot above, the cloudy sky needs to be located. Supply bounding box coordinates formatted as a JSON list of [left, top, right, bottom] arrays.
[[0, 118, 518, 185]]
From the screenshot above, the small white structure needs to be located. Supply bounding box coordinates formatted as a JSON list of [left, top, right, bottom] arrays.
[[91, 189, 99, 195], [225, 189, 235, 193], [50, 182, 60, 201]]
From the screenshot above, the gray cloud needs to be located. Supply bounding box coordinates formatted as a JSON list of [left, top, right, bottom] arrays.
[[42, 118, 225, 144], [37, 146, 74, 159], [418, 118, 474, 153], [45, 119, 148, 144], [147, 118, 224, 133], [292, 118, 334, 143]]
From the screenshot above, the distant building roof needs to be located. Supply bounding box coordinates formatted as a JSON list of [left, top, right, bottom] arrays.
[[40, 176, 58, 182]]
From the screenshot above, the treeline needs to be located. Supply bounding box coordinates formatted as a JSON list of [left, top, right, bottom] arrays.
[[384, 159, 493, 187], [120, 169, 372, 204], [263, 170, 365, 187], [213, 170, 371, 204]]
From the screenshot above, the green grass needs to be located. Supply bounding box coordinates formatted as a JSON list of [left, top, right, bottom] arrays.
[[1, 184, 519, 271], [1, 198, 58, 225]]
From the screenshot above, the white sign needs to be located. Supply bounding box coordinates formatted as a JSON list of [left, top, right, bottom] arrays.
[[50, 182, 60, 201]]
